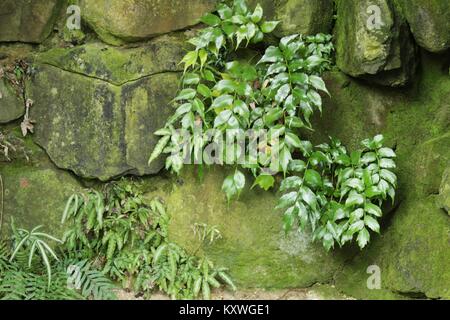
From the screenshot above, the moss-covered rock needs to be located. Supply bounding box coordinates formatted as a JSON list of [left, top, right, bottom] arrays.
[[247, 0, 334, 37], [437, 168, 450, 215], [35, 34, 186, 85], [334, 0, 417, 87], [0, 163, 81, 237], [27, 36, 185, 181], [143, 167, 348, 289], [0, 0, 61, 43], [0, 78, 24, 123], [313, 52, 450, 299], [397, 0, 450, 53], [77, 0, 218, 45]]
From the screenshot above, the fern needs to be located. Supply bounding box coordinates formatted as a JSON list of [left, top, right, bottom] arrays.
[[65, 260, 116, 300]]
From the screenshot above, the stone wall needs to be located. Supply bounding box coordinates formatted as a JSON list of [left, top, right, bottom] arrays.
[[0, 0, 449, 299]]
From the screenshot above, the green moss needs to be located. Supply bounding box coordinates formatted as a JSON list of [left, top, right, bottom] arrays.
[[141, 166, 348, 289], [0, 0, 62, 43], [247, 0, 333, 37], [0, 163, 81, 237], [334, 0, 417, 86], [26, 63, 180, 181], [35, 34, 186, 85], [76, 0, 218, 45], [0, 78, 24, 123], [397, 0, 450, 52], [312, 51, 450, 299]]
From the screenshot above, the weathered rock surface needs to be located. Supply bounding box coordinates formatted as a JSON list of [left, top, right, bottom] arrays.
[[77, 0, 218, 45], [0, 164, 81, 237], [334, 0, 417, 87], [28, 36, 185, 180], [143, 167, 348, 288], [437, 168, 450, 215], [0, 79, 24, 123], [247, 0, 334, 37], [0, 0, 61, 43], [313, 53, 450, 299], [398, 0, 450, 53]]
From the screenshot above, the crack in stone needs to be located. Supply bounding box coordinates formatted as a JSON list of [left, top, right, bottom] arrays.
[[37, 61, 181, 86]]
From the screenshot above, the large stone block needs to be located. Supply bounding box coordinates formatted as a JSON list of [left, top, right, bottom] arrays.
[[77, 0, 218, 45], [334, 0, 417, 87], [247, 0, 334, 37], [27, 35, 185, 180], [398, 0, 450, 53], [143, 167, 348, 288], [0, 0, 61, 43], [0, 78, 24, 123]]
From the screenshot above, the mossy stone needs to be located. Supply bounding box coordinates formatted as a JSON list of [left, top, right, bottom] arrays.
[[397, 0, 450, 53], [0, 79, 24, 124], [311, 52, 450, 299], [143, 166, 348, 289], [334, 0, 417, 87], [0, 163, 81, 238], [437, 168, 450, 215], [0, 0, 62, 43], [27, 36, 186, 180], [76, 0, 218, 45], [247, 0, 334, 37], [27, 64, 180, 181], [36, 34, 186, 85]]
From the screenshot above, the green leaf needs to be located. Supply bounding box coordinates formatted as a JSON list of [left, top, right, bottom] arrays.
[[345, 192, 364, 207], [222, 175, 236, 202], [175, 89, 196, 101], [378, 147, 396, 158], [380, 158, 396, 169], [344, 178, 364, 192], [365, 186, 382, 198], [214, 110, 232, 127], [263, 107, 283, 125], [380, 169, 397, 186], [280, 176, 302, 191], [259, 46, 283, 64], [306, 55, 323, 68], [304, 169, 322, 189], [251, 4, 263, 23], [217, 4, 232, 19], [350, 151, 362, 166], [214, 80, 237, 93], [201, 13, 221, 26], [365, 203, 382, 217], [357, 228, 370, 249], [309, 75, 329, 95], [148, 136, 170, 165], [181, 51, 198, 71], [290, 72, 308, 85], [300, 186, 317, 210], [373, 134, 384, 148], [348, 220, 364, 235], [279, 147, 292, 174], [277, 192, 297, 209], [197, 84, 212, 98], [275, 84, 291, 103], [364, 216, 380, 233], [253, 175, 275, 191], [283, 207, 296, 233], [260, 21, 280, 33], [288, 160, 306, 173], [361, 152, 377, 164], [285, 132, 301, 148], [211, 94, 233, 109], [183, 73, 200, 85]]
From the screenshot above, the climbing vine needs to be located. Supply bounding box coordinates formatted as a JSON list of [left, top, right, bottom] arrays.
[[149, 0, 397, 251]]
